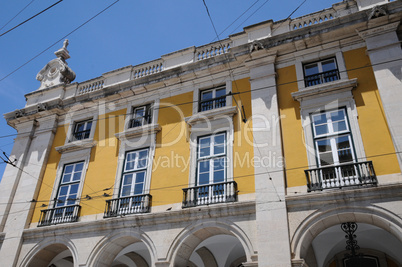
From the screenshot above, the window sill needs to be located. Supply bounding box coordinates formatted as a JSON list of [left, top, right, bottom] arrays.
[[55, 139, 96, 153], [115, 123, 161, 140], [292, 78, 357, 101], [185, 106, 237, 126]]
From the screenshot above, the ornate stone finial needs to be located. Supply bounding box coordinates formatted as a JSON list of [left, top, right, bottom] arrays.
[[368, 5, 387, 20], [250, 41, 264, 53], [36, 39, 76, 90]]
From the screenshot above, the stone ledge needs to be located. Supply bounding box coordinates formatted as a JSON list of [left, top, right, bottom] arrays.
[[115, 123, 161, 140], [55, 139, 96, 153], [185, 106, 237, 126], [292, 78, 358, 101]]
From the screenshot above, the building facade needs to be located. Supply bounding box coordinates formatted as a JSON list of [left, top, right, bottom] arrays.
[[0, 0, 401, 266]]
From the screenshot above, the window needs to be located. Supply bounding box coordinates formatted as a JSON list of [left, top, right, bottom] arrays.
[[304, 58, 339, 87], [55, 162, 84, 207], [73, 120, 92, 141], [120, 148, 149, 197], [199, 85, 226, 112], [197, 133, 226, 185], [129, 105, 152, 128], [312, 109, 355, 167]]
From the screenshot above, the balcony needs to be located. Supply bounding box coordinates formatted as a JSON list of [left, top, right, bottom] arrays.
[[104, 194, 151, 218], [304, 69, 340, 87], [73, 129, 91, 140], [199, 96, 226, 112], [38, 205, 80, 227], [305, 161, 377, 192], [182, 181, 237, 208]]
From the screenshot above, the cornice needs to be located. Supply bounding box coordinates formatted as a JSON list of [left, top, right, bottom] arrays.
[[55, 139, 96, 153], [185, 106, 237, 126], [115, 123, 161, 140]]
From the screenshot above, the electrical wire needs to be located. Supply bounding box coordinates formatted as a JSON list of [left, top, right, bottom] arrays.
[[0, 0, 36, 32], [0, 0, 63, 38], [0, 0, 121, 83]]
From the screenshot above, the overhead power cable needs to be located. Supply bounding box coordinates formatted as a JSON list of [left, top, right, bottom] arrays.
[[0, 0, 121, 83], [0, 0, 36, 32], [0, 57, 400, 140], [0, 0, 63, 38]]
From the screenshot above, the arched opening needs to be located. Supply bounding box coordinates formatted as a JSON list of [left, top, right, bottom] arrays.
[[26, 243, 74, 267], [91, 235, 153, 267], [111, 242, 151, 267], [312, 223, 402, 267], [171, 224, 253, 267], [189, 235, 246, 267]]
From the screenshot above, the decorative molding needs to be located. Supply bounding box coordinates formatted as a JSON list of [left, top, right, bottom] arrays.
[[115, 123, 161, 140], [368, 5, 387, 20], [184, 106, 237, 126], [55, 139, 96, 153], [356, 21, 400, 40], [292, 78, 357, 101]]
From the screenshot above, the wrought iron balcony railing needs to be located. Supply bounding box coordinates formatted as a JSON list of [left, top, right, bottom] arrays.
[[305, 161, 377, 192], [73, 129, 91, 140], [104, 194, 151, 218], [182, 181, 237, 208], [304, 69, 340, 87], [199, 96, 226, 112], [38, 205, 80, 227]]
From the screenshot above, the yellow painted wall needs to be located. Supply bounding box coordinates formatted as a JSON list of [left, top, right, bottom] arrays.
[[343, 48, 400, 175], [31, 109, 126, 223], [277, 65, 309, 188], [232, 78, 255, 195], [151, 92, 193, 206], [31, 125, 65, 223]]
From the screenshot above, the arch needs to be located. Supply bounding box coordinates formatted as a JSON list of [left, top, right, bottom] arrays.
[[86, 228, 157, 267], [167, 219, 255, 266], [19, 236, 78, 267], [291, 205, 402, 261]]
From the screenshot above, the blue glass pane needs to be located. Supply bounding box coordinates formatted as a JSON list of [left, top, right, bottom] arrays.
[[199, 147, 210, 158], [121, 186, 131, 196], [214, 134, 225, 145], [330, 110, 344, 121], [213, 170, 225, 183], [315, 124, 328, 135], [333, 121, 347, 132], [305, 63, 319, 76], [134, 183, 144, 195], [139, 150, 148, 159], [216, 88, 226, 97], [72, 172, 81, 181], [137, 159, 147, 169], [62, 174, 71, 183], [199, 173, 209, 185], [56, 196, 66, 207], [199, 161, 210, 173], [69, 184, 79, 194], [214, 145, 224, 155], [213, 158, 225, 171], [336, 136, 350, 149], [201, 91, 213, 101], [313, 114, 327, 125], [136, 172, 145, 183], [59, 186, 68, 196], [199, 137, 210, 147], [67, 194, 77, 205], [322, 60, 336, 72], [123, 174, 133, 185], [74, 163, 83, 172], [125, 161, 134, 171]]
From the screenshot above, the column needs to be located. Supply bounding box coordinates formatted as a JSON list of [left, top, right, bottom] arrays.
[[358, 21, 402, 172], [245, 49, 292, 266], [0, 114, 58, 266]]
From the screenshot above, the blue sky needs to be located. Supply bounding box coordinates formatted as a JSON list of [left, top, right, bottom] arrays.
[[0, 0, 339, 179]]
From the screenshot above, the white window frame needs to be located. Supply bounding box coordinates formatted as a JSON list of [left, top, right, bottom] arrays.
[[196, 133, 227, 186], [119, 148, 149, 197], [311, 108, 356, 167], [129, 104, 153, 129], [72, 119, 93, 141], [192, 80, 233, 115], [199, 85, 227, 112], [54, 161, 85, 208]]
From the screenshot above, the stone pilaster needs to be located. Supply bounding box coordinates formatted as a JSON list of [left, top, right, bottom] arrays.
[[245, 49, 292, 266], [358, 21, 402, 172], [0, 115, 58, 266]]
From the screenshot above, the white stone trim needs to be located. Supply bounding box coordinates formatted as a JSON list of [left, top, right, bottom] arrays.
[[293, 78, 366, 168], [63, 110, 98, 144], [115, 124, 161, 140], [187, 116, 235, 188], [185, 106, 237, 126], [55, 139, 96, 153], [191, 80, 233, 115], [48, 149, 92, 208]]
